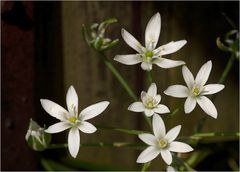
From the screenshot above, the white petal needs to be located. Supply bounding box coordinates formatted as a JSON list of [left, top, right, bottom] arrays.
[[147, 83, 157, 96], [128, 102, 145, 112], [182, 65, 194, 88], [45, 122, 71, 133], [79, 101, 110, 121], [167, 166, 176, 172], [145, 13, 161, 50], [141, 62, 152, 71], [169, 141, 193, 153], [66, 85, 78, 115], [40, 99, 68, 121], [202, 84, 225, 95], [68, 127, 80, 158], [197, 96, 217, 118], [154, 58, 185, 69], [165, 125, 181, 143], [114, 54, 142, 65], [136, 146, 161, 163], [78, 121, 97, 134], [154, 95, 161, 105], [121, 29, 145, 53], [153, 114, 166, 138], [138, 133, 158, 146], [184, 96, 197, 114], [144, 109, 154, 117], [141, 91, 147, 103], [164, 85, 189, 98], [154, 104, 170, 114], [160, 149, 172, 165], [195, 60, 212, 86], [155, 40, 187, 56]]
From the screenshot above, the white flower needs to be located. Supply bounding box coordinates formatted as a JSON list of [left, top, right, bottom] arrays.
[[136, 114, 193, 165], [164, 60, 225, 118], [40, 85, 109, 158], [167, 166, 177, 172], [128, 83, 170, 117], [114, 12, 186, 71]]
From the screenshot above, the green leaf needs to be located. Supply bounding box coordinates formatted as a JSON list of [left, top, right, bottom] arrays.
[[216, 37, 232, 52], [100, 39, 119, 51], [81, 24, 91, 47]]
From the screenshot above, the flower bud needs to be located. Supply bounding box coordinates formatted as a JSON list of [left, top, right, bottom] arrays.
[[25, 119, 51, 151]]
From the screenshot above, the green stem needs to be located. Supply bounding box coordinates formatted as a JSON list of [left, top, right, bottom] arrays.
[[190, 132, 240, 139], [195, 53, 236, 133], [141, 161, 151, 172], [96, 124, 146, 135], [173, 154, 196, 172], [147, 71, 153, 84], [99, 52, 138, 101], [47, 142, 146, 149]]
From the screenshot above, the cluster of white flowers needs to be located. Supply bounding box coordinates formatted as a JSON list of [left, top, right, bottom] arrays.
[[37, 12, 225, 170], [115, 12, 224, 168]]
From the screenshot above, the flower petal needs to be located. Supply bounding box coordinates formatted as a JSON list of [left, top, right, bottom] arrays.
[[164, 85, 189, 98], [154, 104, 170, 114], [147, 83, 157, 97], [184, 96, 197, 114], [160, 149, 172, 165], [136, 146, 161, 163], [66, 85, 78, 115], [128, 102, 145, 112], [114, 54, 142, 65], [68, 127, 80, 158], [78, 121, 97, 134], [121, 29, 145, 53], [141, 91, 147, 103], [197, 96, 217, 118], [202, 84, 225, 95], [155, 40, 187, 56], [195, 60, 212, 86], [182, 65, 194, 88], [79, 101, 110, 121], [144, 109, 154, 117], [154, 58, 185, 69], [167, 166, 176, 172], [169, 141, 193, 153], [145, 13, 161, 50], [40, 99, 68, 121], [141, 62, 152, 71], [45, 122, 71, 133], [165, 125, 181, 143], [154, 95, 161, 105], [138, 133, 158, 146], [153, 114, 166, 138]]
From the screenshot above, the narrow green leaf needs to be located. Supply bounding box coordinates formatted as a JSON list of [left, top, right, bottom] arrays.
[[41, 158, 76, 171]]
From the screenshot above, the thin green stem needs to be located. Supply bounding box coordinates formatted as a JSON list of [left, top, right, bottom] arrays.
[[173, 154, 196, 172], [141, 161, 151, 172], [99, 52, 138, 101], [47, 142, 146, 149], [190, 132, 240, 140], [147, 71, 153, 84], [195, 53, 236, 133]]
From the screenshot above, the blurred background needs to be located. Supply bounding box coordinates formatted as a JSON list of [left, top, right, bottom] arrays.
[[1, 1, 239, 171]]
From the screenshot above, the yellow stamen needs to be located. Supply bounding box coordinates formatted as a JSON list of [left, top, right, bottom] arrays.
[[158, 139, 168, 148], [69, 117, 76, 123]]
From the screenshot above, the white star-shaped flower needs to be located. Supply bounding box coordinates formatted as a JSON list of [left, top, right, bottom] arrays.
[[114, 12, 186, 71], [167, 166, 177, 172], [128, 83, 170, 117], [137, 114, 193, 164], [164, 60, 225, 118], [40, 85, 109, 158]]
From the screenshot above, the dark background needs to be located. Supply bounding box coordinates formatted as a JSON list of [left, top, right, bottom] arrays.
[[1, 1, 239, 170]]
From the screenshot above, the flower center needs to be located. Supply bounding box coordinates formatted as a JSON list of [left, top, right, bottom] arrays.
[[69, 116, 77, 123], [158, 139, 168, 149], [144, 51, 154, 63], [192, 87, 200, 96], [145, 98, 155, 109]]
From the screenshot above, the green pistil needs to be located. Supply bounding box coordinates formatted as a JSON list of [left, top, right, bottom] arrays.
[[158, 139, 168, 148], [145, 51, 154, 58], [146, 99, 155, 109], [193, 87, 200, 96], [69, 117, 77, 123]]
